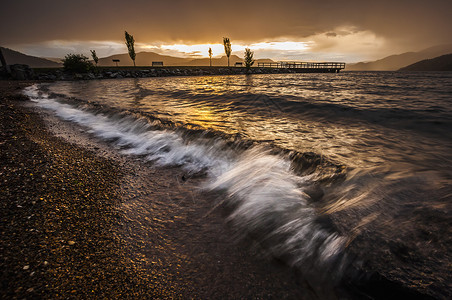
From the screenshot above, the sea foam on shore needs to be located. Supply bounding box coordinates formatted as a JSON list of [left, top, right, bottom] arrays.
[[25, 83, 349, 279]]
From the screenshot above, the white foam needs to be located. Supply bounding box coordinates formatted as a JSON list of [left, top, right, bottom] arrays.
[[27, 85, 347, 277], [207, 148, 346, 273], [26, 85, 231, 176]]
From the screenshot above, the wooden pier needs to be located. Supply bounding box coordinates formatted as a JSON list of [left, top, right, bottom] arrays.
[[257, 62, 345, 73]]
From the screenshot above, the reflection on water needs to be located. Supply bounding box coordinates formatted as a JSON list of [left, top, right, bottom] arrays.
[[47, 72, 452, 175]]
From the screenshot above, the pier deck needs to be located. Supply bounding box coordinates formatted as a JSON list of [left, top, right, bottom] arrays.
[[257, 62, 345, 73]]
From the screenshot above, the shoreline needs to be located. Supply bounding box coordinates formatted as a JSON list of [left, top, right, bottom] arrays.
[[0, 80, 314, 298], [4, 65, 343, 81], [1, 79, 444, 299]]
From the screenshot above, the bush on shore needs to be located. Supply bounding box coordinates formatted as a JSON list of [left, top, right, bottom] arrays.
[[62, 54, 93, 73]]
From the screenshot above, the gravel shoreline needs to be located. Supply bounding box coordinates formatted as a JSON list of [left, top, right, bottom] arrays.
[[0, 81, 316, 299], [1, 81, 146, 298]]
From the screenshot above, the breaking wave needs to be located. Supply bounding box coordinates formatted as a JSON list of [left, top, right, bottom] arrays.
[[24, 84, 349, 279]]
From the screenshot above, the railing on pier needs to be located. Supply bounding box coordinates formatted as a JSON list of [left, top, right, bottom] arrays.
[[257, 62, 345, 72]]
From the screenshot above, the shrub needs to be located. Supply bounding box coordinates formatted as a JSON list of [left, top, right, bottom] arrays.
[[62, 54, 93, 73]]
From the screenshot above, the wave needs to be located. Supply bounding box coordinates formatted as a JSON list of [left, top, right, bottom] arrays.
[[207, 148, 348, 278], [24, 84, 350, 279], [150, 88, 452, 140]]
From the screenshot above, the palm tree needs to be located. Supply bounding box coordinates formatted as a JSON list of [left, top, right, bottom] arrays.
[[223, 37, 231, 67], [125, 31, 136, 67], [208, 47, 213, 67]]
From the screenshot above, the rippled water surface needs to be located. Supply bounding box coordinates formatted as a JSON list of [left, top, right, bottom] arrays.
[[28, 71, 452, 298], [47, 72, 452, 170]]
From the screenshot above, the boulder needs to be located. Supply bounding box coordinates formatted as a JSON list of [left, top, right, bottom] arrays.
[[10, 64, 34, 80], [0, 66, 9, 79]]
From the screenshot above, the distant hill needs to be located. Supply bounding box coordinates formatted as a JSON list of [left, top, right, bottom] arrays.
[[0, 47, 275, 68], [186, 55, 241, 66], [97, 51, 190, 66], [399, 53, 452, 71], [0, 47, 61, 68], [42, 57, 64, 64], [185, 55, 274, 66], [98, 52, 274, 67], [347, 44, 452, 71]]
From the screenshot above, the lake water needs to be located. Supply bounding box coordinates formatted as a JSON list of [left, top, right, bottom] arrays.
[[25, 71, 452, 298]]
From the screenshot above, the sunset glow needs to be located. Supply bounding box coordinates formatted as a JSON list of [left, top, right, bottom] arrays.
[[1, 0, 451, 63], [141, 41, 312, 58]]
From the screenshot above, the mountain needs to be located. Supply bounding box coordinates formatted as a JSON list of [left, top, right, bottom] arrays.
[[0, 47, 61, 68], [185, 55, 242, 66], [186, 55, 274, 66], [0, 47, 274, 68], [399, 53, 452, 71], [98, 52, 275, 67], [347, 44, 452, 71], [43, 57, 64, 64], [97, 51, 191, 66]]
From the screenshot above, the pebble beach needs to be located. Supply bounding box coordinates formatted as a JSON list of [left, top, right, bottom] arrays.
[[0, 80, 313, 299]]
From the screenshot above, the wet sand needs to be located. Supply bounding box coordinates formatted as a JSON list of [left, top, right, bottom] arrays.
[[1, 80, 324, 299]]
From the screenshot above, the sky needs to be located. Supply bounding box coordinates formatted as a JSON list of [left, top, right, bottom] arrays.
[[1, 0, 451, 63]]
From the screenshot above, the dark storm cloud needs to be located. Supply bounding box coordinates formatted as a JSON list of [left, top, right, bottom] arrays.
[[1, 0, 451, 48]]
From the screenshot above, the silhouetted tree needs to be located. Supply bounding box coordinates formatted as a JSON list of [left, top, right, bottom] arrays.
[[62, 54, 93, 73], [244, 48, 254, 69], [208, 47, 213, 67], [90, 50, 99, 67], [125, 31, 136, 67], [223, 37, 231, 67]]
